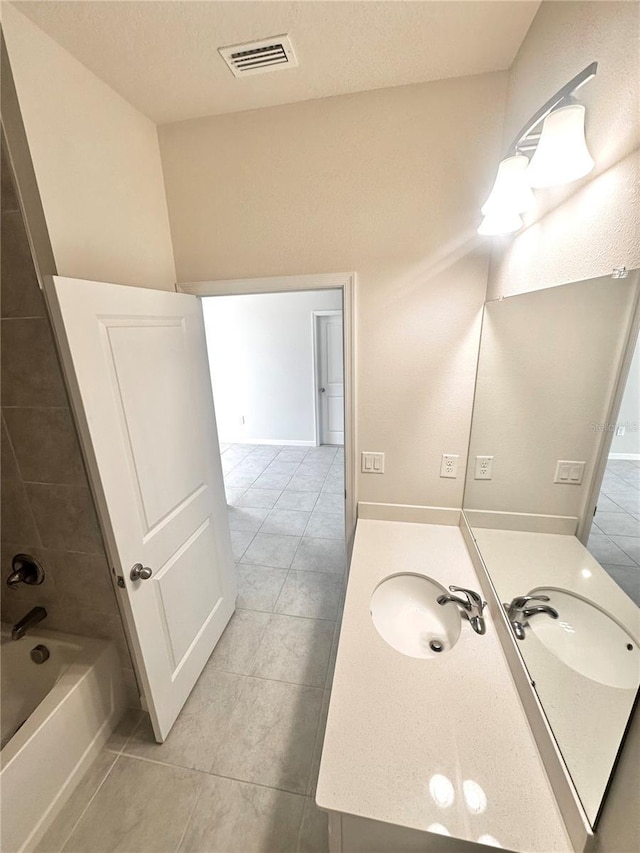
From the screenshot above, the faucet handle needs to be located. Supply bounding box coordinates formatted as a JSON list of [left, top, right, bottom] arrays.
[[449, 585, 485, 612], [510, 594, 550, 611]]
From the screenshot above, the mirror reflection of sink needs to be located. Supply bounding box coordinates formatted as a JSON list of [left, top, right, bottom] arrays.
[[527, 588, 639, 690], [370, 574, 461, 659]]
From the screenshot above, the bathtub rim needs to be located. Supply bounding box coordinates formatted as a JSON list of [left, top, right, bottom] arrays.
[[0, 625, 125, 852], [1, 626, 117, 766]]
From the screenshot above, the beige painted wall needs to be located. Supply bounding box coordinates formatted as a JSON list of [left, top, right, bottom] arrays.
[[159, 72, 507, 506], [487, 0, 640, 300], [2, 3, 175, 289], [464, 274, 638, 520]]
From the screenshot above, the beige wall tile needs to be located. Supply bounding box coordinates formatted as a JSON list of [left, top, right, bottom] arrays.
[[1, 141, 20, 214], [1, 477, 41, 545], [1, 417, 22, 482], [1, 210, 45, 318], [26, 483, 103, 553], [4, 407, 87, 486], [49, 550, 117, 613], [1, 317, 67, 407]]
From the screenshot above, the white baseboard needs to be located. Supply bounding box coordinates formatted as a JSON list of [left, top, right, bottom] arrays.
[[219, 438, 317, 447], [608, 453, 640, 461]]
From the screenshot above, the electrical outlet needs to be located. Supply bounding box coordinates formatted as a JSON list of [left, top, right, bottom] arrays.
[[474, 455, 493, 480], [440, 454, 459, 479], [361, 452, 385, 474], [554, 460, 585, 485]]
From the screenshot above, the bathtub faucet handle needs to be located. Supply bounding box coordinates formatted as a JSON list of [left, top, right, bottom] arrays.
[[6, 554, 45, 589]]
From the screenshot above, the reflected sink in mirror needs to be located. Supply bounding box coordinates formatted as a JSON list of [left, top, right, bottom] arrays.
[[527, 588, 639, 690], [463, 270, 640, 825], [370, 574, 461, 659]]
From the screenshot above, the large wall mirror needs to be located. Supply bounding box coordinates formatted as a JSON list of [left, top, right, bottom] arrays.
[[462, 271, 640, 826]]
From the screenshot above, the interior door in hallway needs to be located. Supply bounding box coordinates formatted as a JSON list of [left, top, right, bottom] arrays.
[[45, 276, 236, 741], [317, 312, 344, 446]]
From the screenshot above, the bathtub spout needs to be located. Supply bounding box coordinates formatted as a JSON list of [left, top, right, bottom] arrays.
[[12, 607, 47, 640]]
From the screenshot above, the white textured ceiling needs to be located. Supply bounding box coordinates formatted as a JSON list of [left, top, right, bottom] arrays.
[[11, 1, 540, 125]]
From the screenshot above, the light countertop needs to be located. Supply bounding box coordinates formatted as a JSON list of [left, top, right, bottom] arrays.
[[471, 527, 640, 823], [316, 519, 572, 852], [471, 527, 639, 640]]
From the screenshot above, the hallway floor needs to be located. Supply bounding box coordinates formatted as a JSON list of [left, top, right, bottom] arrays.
[[37, 443, 346, 853], [587, 459, 640, 605]]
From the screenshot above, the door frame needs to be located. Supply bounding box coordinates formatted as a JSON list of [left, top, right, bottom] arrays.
[[579, 270, 640, 543], [312, 309, 343, 448], [179, 273, 357, 551]]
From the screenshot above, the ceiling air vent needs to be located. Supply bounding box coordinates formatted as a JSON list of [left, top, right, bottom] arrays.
[[219, 35, 298, 78]]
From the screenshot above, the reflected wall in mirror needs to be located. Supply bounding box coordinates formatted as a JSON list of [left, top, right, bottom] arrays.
[[463, 271, 640, 826]]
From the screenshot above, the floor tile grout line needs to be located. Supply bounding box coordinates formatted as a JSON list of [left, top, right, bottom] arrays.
[[305, 682, 331, 799], [208, 654, 334, 690], [288, 465, 333, 562], [53, 751, 119, 852], [173, 777, 207, 853], [118, 746, 314, 799], [235, 605, 336, 625], [590, 528, 640, 567]]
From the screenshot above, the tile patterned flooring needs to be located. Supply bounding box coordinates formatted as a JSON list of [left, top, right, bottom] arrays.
[[587, 459, 640, 605], [38, 443, 345, 853]]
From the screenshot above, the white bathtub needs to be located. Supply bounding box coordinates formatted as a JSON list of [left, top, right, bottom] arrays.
[[0, 626, 125, 852]]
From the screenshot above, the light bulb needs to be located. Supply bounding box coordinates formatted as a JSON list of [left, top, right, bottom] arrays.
[[477, 210, 523, 236]]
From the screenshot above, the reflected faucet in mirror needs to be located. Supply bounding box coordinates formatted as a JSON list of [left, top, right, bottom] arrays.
[[462, 268, 640, 825], [504, 594, 559, 640]]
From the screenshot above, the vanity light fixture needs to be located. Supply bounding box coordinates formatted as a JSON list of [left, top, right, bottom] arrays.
[[527, 100, 595, 188], [478, 62, 597, 236], [481, 156, 536, 214]]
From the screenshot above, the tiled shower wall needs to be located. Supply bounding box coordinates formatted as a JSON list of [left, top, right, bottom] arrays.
[[1, 142, 138, 705]]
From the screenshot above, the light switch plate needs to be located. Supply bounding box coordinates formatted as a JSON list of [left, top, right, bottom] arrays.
[[474, 455, 493, 480], [361, 452, 385, 474], [554, 460, 586, 485], [440, 454, 459, 479]]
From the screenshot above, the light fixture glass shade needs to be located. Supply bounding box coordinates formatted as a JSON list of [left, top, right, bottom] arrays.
[[527, 102, 595, 188], [481, 155, 535, 216], [477, 210, 523, 236]]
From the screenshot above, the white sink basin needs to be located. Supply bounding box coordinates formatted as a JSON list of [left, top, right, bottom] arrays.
[[370, 574, 461, 659], [528, 588, 639, 690]]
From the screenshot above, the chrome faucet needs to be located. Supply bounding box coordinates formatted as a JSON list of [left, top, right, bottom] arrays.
[[11, 607, 47, 641], [504, 595, 558, 640], [437, 585, 487, 635]]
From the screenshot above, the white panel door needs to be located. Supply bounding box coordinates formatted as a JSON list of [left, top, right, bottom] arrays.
[[318, 313, 344, 445], [45, 276, 236, 741]]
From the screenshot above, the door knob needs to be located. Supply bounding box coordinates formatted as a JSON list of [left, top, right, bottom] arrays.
[[130, 563, 153, 581], [319, 387, 326, 393]]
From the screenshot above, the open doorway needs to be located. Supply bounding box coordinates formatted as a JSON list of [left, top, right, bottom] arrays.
[[587, 331, 640, 604], [200, 288, 347, 595], [202, 290, 343, 450], [182, 272, 356, 547]]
